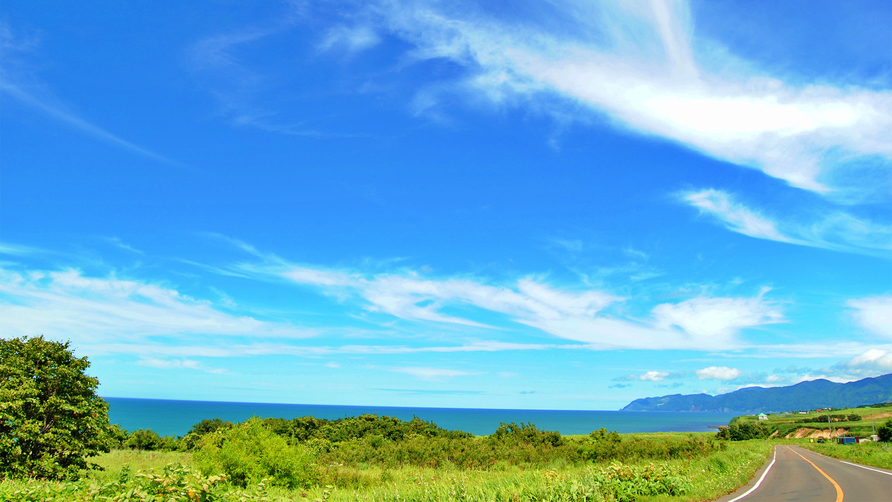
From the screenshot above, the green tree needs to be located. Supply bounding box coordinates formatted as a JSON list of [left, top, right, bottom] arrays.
[[0, 336, 111, 480], [878, 419, 892, 442]]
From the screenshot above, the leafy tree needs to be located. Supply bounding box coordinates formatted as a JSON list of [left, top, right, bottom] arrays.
[[878, 419, 892, 442], [125, 429, 162, 451], [0, 336, 111, 480], [716, 422, 769, 441]]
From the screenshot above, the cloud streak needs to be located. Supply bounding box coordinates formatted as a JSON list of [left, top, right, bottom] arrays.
[[681, 189, 892, 256], [0, 21, 175, 164], [228, 242, 783, 350], [354, 0, 891, 194]]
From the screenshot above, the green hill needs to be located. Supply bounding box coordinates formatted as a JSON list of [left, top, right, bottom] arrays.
[[621, 373, 892, 413]]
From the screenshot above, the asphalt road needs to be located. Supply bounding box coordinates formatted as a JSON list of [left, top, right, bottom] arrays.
[[716, 445, 892, 502]]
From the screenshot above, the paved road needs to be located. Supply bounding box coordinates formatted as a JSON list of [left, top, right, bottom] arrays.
[[716, 445, 892, 501]]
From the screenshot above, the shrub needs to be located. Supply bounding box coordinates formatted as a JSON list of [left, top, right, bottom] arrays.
[[194, 417, 319, 489], [0, 336, 111, 480], [716, 422, 769, 441], [878, 420, 892, 442]]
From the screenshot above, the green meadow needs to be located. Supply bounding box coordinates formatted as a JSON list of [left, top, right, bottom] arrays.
[[0, 415, 773, 502]]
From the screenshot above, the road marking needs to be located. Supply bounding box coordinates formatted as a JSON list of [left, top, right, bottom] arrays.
[[726, 448, 777, 502], [788, 446, 844, 502], [840, 461, 892, 476]]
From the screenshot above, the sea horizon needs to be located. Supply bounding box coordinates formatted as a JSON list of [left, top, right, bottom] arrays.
[[105, 396, 737, 438]]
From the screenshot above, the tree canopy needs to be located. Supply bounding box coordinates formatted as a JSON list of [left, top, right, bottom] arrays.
[[0, 335, 111, 480]]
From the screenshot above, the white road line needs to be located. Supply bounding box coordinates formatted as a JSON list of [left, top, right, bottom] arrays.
[[726, 448, 777, 502], [840, 461, 892, 476]]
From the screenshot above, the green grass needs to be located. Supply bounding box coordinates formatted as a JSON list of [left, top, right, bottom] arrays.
[[1, 439, 772, 501], [300, 440, 771, 502], [798, 440, 892, 470], [732, 404, 892, 439], [84, 449, 194, 482]]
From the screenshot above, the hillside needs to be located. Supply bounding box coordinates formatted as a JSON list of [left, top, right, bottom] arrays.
[[621, 373, 892, 413]]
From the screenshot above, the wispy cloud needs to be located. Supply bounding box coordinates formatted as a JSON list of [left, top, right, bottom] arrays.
[[0, 21, 175, 164], [137, 357, 227, 374], [390, 366, 482, 381], [348, 0, 891, 194], [0, 267, 317, 347], [847, 296, 892, 340], [681, 189, 892, 256], [225, 241, 783, 350], [652, 288, 782, 341]]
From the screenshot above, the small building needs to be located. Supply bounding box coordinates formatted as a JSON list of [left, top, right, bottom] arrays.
[[757, 413, 768, 421]]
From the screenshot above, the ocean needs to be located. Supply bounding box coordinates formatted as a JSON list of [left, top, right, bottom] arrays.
[[105, 397, 735, 437]]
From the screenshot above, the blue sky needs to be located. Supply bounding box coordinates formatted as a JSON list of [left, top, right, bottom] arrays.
[[1, 0, 890, 410]]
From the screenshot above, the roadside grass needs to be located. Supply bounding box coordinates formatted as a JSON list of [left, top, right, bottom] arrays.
[[298, 440, 771, 502], [1, 439, 771, 502], [733, 404, 892, 439], [798, 441, 892, 470]]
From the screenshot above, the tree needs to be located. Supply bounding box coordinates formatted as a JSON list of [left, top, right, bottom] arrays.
[[878, 419, 892, 442], [0, 336, 111, 480]]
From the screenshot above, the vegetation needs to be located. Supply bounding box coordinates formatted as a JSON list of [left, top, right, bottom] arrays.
[[0, 438, 772, 502], [799, 440, 892, 470], [715, 422, 770, 441], [729, 404, 892, 439], [0, 336, 111, 480]]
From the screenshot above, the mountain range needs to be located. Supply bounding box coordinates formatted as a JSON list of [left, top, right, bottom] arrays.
[[621, 373, 892, 413]]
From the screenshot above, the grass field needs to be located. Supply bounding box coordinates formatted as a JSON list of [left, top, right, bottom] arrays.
[[796, 440, 892, 470], [732, 404, 892, 439], [0, 435, 772, 502]]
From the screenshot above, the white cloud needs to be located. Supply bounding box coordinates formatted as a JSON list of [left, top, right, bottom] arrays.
[[640, 370, 670, 382], [136, 357, 226, 374], [358, 0, 891, 194], [0, 22, 174, 164], [0, 267, 317, 347], [233, 247, 781, 350], [390, 367, 481, 381], [682, 189, 790, 242], [653, 290, 782, 341], [681, 189, 892, 256], [847, 296, 892, 340], [319, 25, 380, 53], [696, 366, 741, 380]]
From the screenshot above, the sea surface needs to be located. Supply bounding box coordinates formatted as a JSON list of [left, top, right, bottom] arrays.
[[105, 397, 736, 437]]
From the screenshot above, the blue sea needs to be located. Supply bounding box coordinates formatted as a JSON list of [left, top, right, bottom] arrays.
[[105, 397, 735, 437]]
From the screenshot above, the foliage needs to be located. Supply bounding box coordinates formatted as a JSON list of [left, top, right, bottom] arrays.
[[878, 420, 892, 442], [491, 421, 563, 447], [800, 440, 892, 470], [0, 336, 111, 480], [715, 422, 769, 441], [125, 429, 179, 451], [194, 418, 319, 489], [0, 433, 772, 501], [796, 413, 862, 424], [0, 463, 283, 501]]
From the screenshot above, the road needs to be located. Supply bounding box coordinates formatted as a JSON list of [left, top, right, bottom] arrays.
[[715, 445, 892, 502]]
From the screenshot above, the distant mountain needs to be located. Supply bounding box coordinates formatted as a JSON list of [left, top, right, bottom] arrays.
[[621, 373, 892, 413]]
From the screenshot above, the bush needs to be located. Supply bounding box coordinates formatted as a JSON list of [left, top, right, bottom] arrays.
[[878, 420, 892, 442], [0, 336, 111, 480], [194, 417, 319, 489], [716, 422, 769, 441]]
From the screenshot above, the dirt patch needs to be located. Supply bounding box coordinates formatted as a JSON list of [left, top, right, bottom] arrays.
[[808, 428, 849, 439], [867, 412, 892, 420], [786, 428, 849, 439], [789, 428, 814, 439]]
